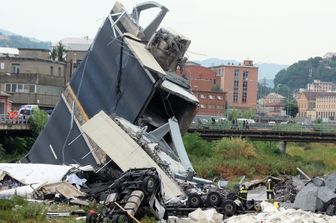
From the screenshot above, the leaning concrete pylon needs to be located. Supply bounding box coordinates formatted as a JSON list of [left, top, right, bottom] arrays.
[[24, 1, 198, 166]]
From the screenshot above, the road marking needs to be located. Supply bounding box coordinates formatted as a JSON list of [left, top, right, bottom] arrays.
[[49, 144, 58, 160]]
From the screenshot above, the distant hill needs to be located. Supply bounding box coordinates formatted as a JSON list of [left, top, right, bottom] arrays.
[[0, 28, 51, 49], [195, 58, 288, 80], [274, 56, 336, 90]]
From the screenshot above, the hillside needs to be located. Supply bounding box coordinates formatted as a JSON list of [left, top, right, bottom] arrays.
[[0, 28, 51, 49], [195, 57, 288, 80], [274, 56, 336, 90]]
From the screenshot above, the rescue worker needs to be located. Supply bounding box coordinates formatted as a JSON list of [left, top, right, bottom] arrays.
[[239, 184, 248, 210], [266, 178, 275, 199]]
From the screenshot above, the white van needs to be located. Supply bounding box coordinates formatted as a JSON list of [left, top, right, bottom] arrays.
[[19, 105, 39, 116], [237, 118, 255, 124]]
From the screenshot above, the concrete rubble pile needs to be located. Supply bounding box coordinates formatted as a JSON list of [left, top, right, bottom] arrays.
[[224, 201, 336, 223], [0, 163, 92, 200], [239, 170, 336, 218], [293, 171, 336, 216]]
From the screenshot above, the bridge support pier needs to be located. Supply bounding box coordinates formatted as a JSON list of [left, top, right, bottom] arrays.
[[278, 141, 287, 153]]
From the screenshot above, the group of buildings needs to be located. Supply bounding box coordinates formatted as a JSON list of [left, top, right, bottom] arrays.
[[297, 80, 336, 121], [0, 37, 92, 114], [178, 60, 258, 117], [0, 39, 260, 117]]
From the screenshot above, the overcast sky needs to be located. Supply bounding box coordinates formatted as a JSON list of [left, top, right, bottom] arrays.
[[1, 0, 336, 64]]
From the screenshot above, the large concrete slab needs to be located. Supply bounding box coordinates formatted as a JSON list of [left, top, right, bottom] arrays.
[[81, 111, 184, 199]]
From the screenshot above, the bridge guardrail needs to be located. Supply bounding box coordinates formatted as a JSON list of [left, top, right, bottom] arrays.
[[190, 121, 336, 134], [0, 114, 30, 125]]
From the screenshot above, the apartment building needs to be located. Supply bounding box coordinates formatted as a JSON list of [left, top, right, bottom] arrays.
[[307, 80, 336, 92], [258, 93, 286, 116], [315, 92, 336, 120], [178, 63, 226, 116], [0, 48, 66, 110], [211, 60, 258, 110], [297, 91, 317, 119]]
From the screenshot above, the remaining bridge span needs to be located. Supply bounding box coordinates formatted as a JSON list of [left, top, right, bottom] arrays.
[[188, 128, 336, 143]]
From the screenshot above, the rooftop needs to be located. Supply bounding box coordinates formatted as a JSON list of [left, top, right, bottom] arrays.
[[59, 37, 93, 51]]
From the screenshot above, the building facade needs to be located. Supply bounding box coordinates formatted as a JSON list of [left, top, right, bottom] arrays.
[[0, 91, 12, 113], [297, 91, 317, 119], [307, 80, 336, 92], [0, 48, 66, 110], [178, 63, 226, 116], [315, 93, 336, 120], [258, 93, 286, 116], [193, 90, 226, 116], [297, 91, 336, 121], [61, 37, 92, 83], [210, 60, 258, 110]]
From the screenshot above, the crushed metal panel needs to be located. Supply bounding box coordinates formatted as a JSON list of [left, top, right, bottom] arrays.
[[124, 34, 166, 76], [168, 118, 194, 172], [38, 182, 86, 199], [0, 163, 73, 185], [247, 185, 267, 201], [0, 184, 42, 199], [25, 99, 96, 165], [161, 80, 198, 103], [81, 111, 184, 199]]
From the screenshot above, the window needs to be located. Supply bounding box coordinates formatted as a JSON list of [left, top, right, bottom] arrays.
[[12, 84, 17, 92], [11, 64, 20, 74], [216, 105, 224, 109], [242, 81, 248, 103], [5, 84, 11, 92], [200, 94, 206, 99], [242, 71, 248, 103], [5, 83, 36, 93], [216, 68, 224, 77], [200, 104, 205, 108], [17, 84, 23, 92], [29, 85, 36, 93], [50, 66, 54, 75], [58, 67, 62, 76], [209, 95, 214, 99], [234, 69, 239, 80], [233, 78, 239, 103], [243, 70, 249, 81], [217, 95, 223, 100]]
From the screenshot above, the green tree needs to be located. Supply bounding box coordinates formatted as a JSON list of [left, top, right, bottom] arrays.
[[29, 108, 48, 136], [285, 99, 299, 117], [274, 56, 336, 90], [51, 41, 66, 61], [225, 109, 255, 120]]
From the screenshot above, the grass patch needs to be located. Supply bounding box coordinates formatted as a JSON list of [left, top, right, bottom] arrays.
[[0, 196, 46, 223], [183, 133, 336, 180]]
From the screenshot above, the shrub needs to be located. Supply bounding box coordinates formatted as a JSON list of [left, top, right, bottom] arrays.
[[214, 138, 256, 159], [183, 133, 213, 157], [29, 108, 48, 136]]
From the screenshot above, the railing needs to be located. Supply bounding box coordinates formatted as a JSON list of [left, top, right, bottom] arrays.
[[189, 121, 336, 134], [0, 114, 30, 125]]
